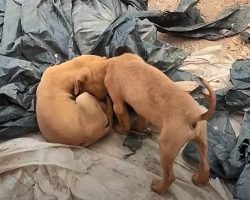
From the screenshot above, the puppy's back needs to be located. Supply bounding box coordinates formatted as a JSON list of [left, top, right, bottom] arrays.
[[106, 53, 202, 126]]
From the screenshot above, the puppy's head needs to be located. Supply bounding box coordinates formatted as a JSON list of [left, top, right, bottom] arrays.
[[74, 76, 107, 100], [74, 55, 108, 100]]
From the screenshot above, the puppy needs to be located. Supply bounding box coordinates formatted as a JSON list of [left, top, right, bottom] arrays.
[[104, 53, 216, 194], [36, 55, 112, 146]]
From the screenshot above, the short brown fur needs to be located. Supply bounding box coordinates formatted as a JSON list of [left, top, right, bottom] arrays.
[[104, 53, 216, 193], [36, 55, 113, 146]]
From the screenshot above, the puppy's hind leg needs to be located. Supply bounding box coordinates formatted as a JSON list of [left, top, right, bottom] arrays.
[[191, 121, 210, 186], [151, 125, 192, 194]]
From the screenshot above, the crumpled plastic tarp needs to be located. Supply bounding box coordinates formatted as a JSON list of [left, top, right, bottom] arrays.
[[0, 0, 188, 139], [155, 6, 250, 40], [152, 0, 250, 41], [0, 132, 233, 200], [1, 0, 250, 138], [183, 59, 250, 200], [225, 59, 250, 111], [0, 0, 250, 198], [240, 28, 250, 43]]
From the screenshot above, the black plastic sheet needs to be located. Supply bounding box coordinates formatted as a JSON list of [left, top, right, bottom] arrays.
[[183, 112, 237, 179], [0, 0, 160, 139], [225, 60, 250, 111], [73, 0, 148, 54], [240, 30, 250, 43], [183, 59, 250, 200], [91, 11, 187, 70], [0, 0, 77, 139], [0, 0, 250, 198], [154, 6, 250, 40], [0, 0, 194, 139]]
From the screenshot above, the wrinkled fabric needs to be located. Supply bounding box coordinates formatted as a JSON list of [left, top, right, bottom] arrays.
[[0, 132, 233, 200], [179, 45, 234, 90], [0, 0, 249, 138]]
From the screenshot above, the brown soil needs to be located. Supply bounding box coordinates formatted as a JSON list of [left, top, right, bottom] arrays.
[[148, 0, 250, 59]]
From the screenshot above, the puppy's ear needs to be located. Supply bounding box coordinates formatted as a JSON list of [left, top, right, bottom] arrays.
[[74, 74, 88, 96], [74, 80, 82, 96]]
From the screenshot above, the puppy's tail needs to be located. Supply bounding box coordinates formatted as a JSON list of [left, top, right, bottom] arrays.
[[198, 78, 216, 121]]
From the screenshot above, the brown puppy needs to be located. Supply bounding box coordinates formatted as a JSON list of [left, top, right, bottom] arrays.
[[36, 55, 112, 146], [104, 53, 216, 194]]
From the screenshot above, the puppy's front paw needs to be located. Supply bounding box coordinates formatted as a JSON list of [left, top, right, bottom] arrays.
[[151, 178, 165, 194], [115, 124, 129, 134], [192, 172, 209, 187]]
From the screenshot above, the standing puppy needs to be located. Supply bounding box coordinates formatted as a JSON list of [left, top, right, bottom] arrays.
[[36, 55, 112, 146], [104, 53, 216, 194]]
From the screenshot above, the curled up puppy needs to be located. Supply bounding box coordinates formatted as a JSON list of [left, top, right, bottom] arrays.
[[36, 55, 113, 146], [104, 53, 216, 194]]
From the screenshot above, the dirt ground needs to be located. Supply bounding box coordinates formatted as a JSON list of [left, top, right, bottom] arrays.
[[148, 0, 250, 59]]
